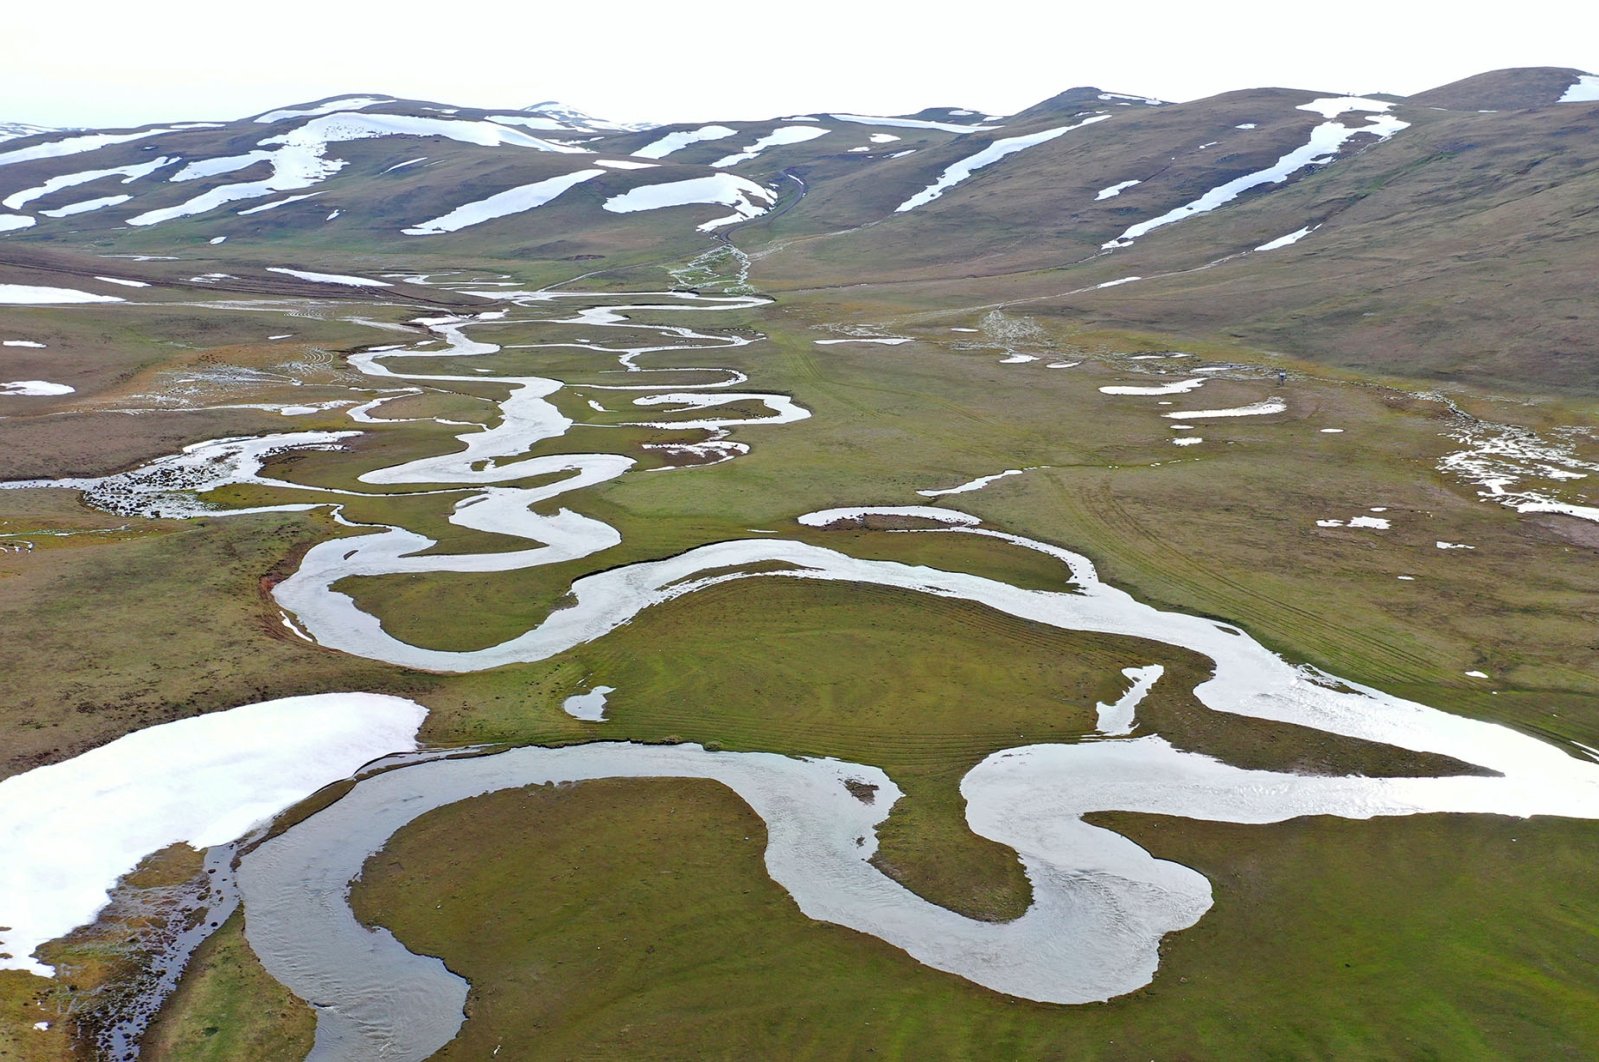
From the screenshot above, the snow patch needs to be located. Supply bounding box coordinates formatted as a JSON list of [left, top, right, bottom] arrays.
[[1105, 101, 1405, 247], [562, 686, 615, 722], [1318, 516, 1390, 530], [0, 692, 427, 975], [1559, 75, 1599, 103], [631, 125, 738, 159], [0, 128, 193, 169], [2, 156, 176, 211], [0, 284, 123, 304], [1095, 179, 1141, 200], [1439, 421, 1599, 524], [711, 125, 829, 168], [1, 380, 74, 396], [1094, 665, 1163, 736], [1296, 96, 1394, 119], [1163, 398, 1287, 419], [798, 506, 981, 528], [130, 114, 584, 226], [403, 169, 605, 234], [1256, 225, 1318, 251], [897, 115, 1110, 212], [266, 267, 390, 287], [1100, 378, 1204, 396], [237, 192, 322, 215], [602, 174, 776, 231], [917, 469, 1025, 497]]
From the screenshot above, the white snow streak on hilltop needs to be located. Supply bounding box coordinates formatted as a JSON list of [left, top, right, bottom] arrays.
[[128, 147, 341, 226], [267, 267, 390, 287], [172, 153, 272, 181], [237, 192, 321, 215], [603, 174, 776, 231], [129, 113, 588, 226], [1105, 98, 1407, 248], [3, 157, 177, 211], [0, 215, 35, 232], [711, 125, 830, 168], [631, 125, 737, 159], [897, 115, 1111, 212], [1560, 75, 1599, 102], [404, 169, 605, 234], [274, 113, 588, 153], [0, 128, 196, 169], [1296, 96, 1396, 119], [828, 113, 1000, 133], [0, 284, 122, 304], [254, 97, 394, 123], [0, 692, 426, 975]]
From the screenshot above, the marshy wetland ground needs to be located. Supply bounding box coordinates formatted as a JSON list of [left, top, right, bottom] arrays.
[[2, 79, 1598, 1061]]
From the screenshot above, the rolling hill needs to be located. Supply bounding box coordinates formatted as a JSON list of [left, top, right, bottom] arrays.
[[1, 67, 1595, 390]]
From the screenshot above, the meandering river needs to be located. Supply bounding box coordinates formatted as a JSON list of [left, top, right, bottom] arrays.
[[7, 281, 1599, 1060]]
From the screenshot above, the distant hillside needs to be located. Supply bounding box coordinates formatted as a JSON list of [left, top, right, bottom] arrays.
[[1, 68, 1595, 390], [0, 121, 54, 143], [1408, 66, 1595, 111]]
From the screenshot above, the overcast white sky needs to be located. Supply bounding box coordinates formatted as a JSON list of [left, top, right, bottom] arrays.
[[7, 0, 1597, 128]]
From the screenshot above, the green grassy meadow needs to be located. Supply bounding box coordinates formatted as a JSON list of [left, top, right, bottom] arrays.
[[337, 782, 1599, 1060], [0, 228, 1594, 1058]]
